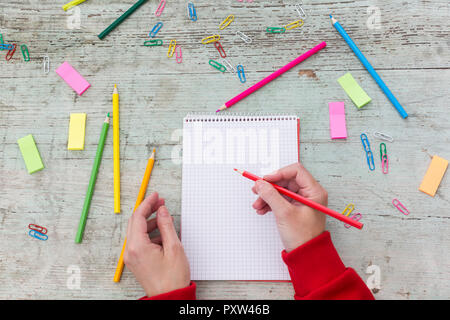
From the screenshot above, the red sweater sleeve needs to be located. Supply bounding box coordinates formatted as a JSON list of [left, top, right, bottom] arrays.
[[139, 282, 196, 300], [282, 231, 374, 300]]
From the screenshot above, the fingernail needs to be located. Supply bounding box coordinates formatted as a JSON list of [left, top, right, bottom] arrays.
[[158, 206, 169, 217]]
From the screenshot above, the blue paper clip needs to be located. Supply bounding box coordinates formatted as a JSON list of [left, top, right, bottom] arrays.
[[188, 2, 197, 21], [237, 65, 246, 83], [149, 22, 163, 38], [360, 133, 375, 171], [29, 229, 48, 241], [0, 44, 14, 50]]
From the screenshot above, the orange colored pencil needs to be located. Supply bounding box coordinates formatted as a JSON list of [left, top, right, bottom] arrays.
[[113, 149, 156, 282]]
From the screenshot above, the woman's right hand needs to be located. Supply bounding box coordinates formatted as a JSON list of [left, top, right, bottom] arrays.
[[252, 163, 328, 252]]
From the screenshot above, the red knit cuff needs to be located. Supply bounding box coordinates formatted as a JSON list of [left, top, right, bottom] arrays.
[[281, 231, 346, 298], [139, 282, 196, 300]]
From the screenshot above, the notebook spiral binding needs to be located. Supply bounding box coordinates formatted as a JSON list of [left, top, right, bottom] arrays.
[[184, 112, 298, 122]]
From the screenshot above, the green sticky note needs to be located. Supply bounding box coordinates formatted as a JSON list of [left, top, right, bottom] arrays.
[[337, 73, 372, 109], [17, 134, 44, 174]]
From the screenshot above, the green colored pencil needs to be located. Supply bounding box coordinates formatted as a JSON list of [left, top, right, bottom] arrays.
[[98, 0, 148, 40], [75, 114, 110, 243]]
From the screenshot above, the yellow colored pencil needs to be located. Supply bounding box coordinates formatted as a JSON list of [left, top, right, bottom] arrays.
[[62, 0, 87, 11], [113, 149, 156, 282], [113, 84, 120, 214]]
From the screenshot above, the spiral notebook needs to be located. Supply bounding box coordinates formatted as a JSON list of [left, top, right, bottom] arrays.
[[181, 114, 300, 280]]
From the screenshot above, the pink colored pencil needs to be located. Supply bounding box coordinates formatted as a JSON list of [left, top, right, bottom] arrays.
[[217, 41, 327, 112]]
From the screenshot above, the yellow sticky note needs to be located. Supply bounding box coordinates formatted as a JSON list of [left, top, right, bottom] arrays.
[[419, 156, 448, 197], [68, 113, 86, 150]]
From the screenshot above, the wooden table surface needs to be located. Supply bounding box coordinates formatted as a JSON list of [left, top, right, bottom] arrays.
[[0, 0, 449, 300]]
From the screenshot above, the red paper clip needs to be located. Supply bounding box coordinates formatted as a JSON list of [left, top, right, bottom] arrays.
[[175, 45, 182, 64], [214, 41, 227, 58], [28, 223, 48, 234], [344, 213, 362, 229], [5, 43, 17, 61], [392, 199, 409, 215]]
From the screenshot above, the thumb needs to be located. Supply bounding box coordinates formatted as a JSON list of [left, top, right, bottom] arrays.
[[255, 180, 291, 216], [156, 206, 180, 250]]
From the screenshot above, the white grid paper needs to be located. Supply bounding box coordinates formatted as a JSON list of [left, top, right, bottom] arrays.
[[181, 115, 299, 280]]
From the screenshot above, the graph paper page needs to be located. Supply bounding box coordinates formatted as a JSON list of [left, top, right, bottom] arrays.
[[181, 115, 299, 280]]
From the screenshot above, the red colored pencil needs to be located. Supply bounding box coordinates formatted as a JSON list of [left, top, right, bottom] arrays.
[[216, 41, 327, 112], [234, 169, 364, 230]]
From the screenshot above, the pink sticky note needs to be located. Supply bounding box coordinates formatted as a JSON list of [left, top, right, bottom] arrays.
[[329, 102, 347, 139], [55, 62, 91, 95]]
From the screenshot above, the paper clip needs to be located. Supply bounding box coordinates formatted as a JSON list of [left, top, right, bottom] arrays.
[[21, 44, 30, 61], [144, 39, 163, 46], [209, 59, 227, 73], [361, 133, 375, 171], [236, 31, 252, 44], [342, 203, 355, 217], [222, 59, 236, 74], [155, 0, 166, 17], [167, 40, 176, 58], [345, 213, 362, 229], [285, 19, 304, 30], [294, 3, 307, 19], [373, 131, 394, 143], [29, 229, 48, 241], [237, 65, 246, 83], [392, 199, 409, 215], [28, 224, 48, 234], [43, 55, 50, 74], [201, 35, 221, 44], [380, 143, 389, 174], [149, 22, 163, 38], [219, 15, 235, 30], [0, 44, 14, 50], [214, 41, 227, 58], [188, 2, 197, 21], [175, 45, 182, 63], [266, 27, 286, 34], [5, 43, 17, 61]]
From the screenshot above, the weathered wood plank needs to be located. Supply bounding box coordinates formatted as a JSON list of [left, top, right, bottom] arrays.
[[0, 0, 449, 299]]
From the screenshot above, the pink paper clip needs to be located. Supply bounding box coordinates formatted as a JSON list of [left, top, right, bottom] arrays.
[[155, 0, 166, 17], [344, 213, 362, 229], [175, 45, 182, 64], [382, 154, 389, 174], [392, 199, 409, 215]]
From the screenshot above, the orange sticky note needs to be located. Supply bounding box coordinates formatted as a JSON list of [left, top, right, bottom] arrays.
[[419, 156, 448, 197]]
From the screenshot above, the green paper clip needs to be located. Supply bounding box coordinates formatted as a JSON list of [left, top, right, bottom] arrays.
[[0, 34, 4, 51], [21, 44, 30, 61], [266, 27, 286, 34], [209, 59, 227, 73], [380, 143, 387, 161], [144, 39, 163, 47]]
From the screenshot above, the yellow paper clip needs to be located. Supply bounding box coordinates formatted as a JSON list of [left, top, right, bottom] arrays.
[[167, 40, 176, 58], [201, 35, 221, 44], [342, 203, 355, 217], [285, 19, 304, 30], [219, 15, 234, 30]]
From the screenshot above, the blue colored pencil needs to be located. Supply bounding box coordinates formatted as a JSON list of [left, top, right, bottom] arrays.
[[330, 15, 408, 119]]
